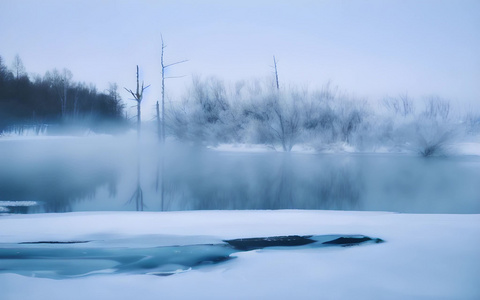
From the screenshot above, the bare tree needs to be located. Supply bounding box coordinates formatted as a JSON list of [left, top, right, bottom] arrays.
[[273, 93, 302, 151], [270, 56, 301, 151], [247, 89, 302, 152], [11, 54, 26, 79], [156, 36, 188, 211], [158, 35, 188, 143], [44, 68, 72, 118], [60, 69, 72, 118], [107, 82, 123, 117], [124, 66, 149, 211], [125, 65, 149, 134], [383, 93, 414, 117], [423, 96, 450, 120]]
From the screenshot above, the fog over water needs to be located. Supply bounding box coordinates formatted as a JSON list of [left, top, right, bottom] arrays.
[[0, 134, 478, 214]]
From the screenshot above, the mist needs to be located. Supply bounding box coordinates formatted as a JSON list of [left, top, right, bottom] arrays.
[[1, 58, 479, 214], [2, 2, 480, 298], [0, 129, 478, 214]]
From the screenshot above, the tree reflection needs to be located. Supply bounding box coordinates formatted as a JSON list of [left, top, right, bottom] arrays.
[[0, 164, 117, 213], [0, 138, 122, 213], [158, 150, 363, 211]]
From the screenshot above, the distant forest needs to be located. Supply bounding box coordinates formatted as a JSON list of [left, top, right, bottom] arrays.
[[0, 55, 125, 133], [1, 54, 479, 156]]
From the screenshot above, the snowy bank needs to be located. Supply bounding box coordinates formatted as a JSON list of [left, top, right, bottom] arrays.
[[0, 210, 479, 299], [208, 142, 480, 156]]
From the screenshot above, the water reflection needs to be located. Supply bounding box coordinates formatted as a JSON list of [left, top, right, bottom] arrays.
[[0, 136, 479, 213], [162, 152, 363, 210], [0, 138, 121, 213], [0, 151, 118, 213]]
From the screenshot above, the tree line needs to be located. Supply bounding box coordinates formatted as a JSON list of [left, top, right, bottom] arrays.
[[2, 53, 478, 156], [164, 76, 478, 156], [0, 54, 126, 133]]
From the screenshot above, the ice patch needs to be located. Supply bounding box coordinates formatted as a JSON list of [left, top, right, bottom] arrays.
[[0, 234, 383, 279]]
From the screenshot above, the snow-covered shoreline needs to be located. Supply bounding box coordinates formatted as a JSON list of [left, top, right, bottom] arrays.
[[208, 141, 480, 156], [2, 130, 479, 156], [1, 210, 479, 299]]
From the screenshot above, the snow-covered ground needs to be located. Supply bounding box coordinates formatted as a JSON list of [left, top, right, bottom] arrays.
[[450, 142, 480, 156], [1, 133, 479, 298], [209, 141, 480, 156], [1, 210, 479, 299], [2, 128, 479, 156]]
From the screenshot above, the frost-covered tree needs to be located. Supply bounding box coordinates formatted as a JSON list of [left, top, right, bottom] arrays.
[[165, 72, 473, 156], [414, 96, 456, 156], [268, 91, 302, 151], [242, 85, 303, 151], [168, 76, 235, 144], [379, 94, 457, 156]]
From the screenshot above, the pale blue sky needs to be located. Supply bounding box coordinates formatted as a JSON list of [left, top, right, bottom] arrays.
[[1, 0, 479, 116]]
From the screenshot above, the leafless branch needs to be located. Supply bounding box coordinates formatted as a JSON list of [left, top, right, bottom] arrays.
[[165, 75, 187, 79], [164, 59, 189, 68]]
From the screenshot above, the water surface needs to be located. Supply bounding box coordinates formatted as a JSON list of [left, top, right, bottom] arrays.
[[0, 136, 478, 213]]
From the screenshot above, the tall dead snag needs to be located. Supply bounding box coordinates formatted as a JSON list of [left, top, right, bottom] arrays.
[[270, 55, 299, 152], [160, 38, 166, 143], [158, 35, 188, 143], [156, 101, 161, 141], [272, 55, 287, 151], [125, 65, 149, 134], [273, 55, 280, 91], [124, 65, 149, 211], [156, 36, 187, 211]]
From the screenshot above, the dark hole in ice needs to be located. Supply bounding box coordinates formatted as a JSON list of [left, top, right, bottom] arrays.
[[0, 234, 384, 279], [225, 235, 316, 251], [19, 241, 90, 244], [321, 236, 384, 246]]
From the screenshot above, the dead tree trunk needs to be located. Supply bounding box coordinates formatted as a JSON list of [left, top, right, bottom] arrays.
[[157, 36, 188, 211], [124, 65, 149, 211], [273, 55, 280, 91], [156, 101, 161, 140], [125, 65, 149, 135], [160, 35, 188, 143]]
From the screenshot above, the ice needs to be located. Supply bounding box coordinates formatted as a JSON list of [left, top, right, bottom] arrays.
[[0, 234, 382, 279], [0, 210, 479, 299]]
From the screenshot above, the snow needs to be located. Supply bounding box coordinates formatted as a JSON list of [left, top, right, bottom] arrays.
[[450, 142, 480, 156], [2, 129, 479, 156], [0, 135, 78, 142], [1, 210, 479, 299], [0, 201, 38, 207], [0, 201, 39, 213], [208, 141, 480, 156], [0, 133, 479, 298], [207, 143, 274, 153]]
